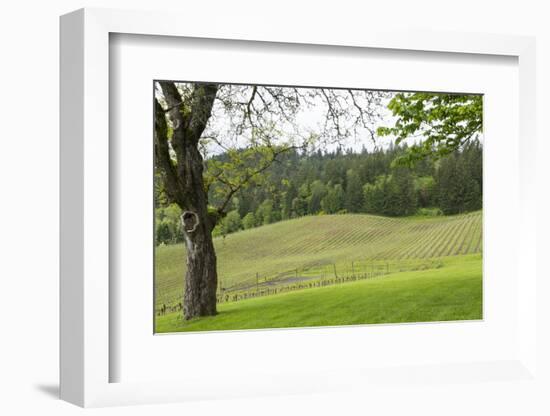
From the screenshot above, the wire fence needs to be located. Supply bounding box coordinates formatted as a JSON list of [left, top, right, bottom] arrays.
[[156, 257, 444, 315]]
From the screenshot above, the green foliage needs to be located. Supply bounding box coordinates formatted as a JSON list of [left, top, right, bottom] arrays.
[[156, 142, 482, 246], [321, 184, 345, 214], [204, 143, 295, 216], [155, 203, 183, 245], [281, 181, 298, 220], [393, 167, 417, 215], [414, 176, 436, 208], [221, 210, 242, 234], [308, 180, 327, 214], [464, 179, 482, 212], [416, 207, 443, 217], [216, 144, 480, 226], [291, 184, 310, 217], [377, 93, 482, 166], [256, 199, 274, 225], [363, 178, 386, 214], [344, 170, 364, 213], [242, 212, 256, 230], [156, 221, 172, 245], [363, 167, 417, 217], [436, 142, 482, 215]]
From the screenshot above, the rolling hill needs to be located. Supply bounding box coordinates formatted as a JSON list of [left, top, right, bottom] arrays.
[[155, 211, 482, 313]]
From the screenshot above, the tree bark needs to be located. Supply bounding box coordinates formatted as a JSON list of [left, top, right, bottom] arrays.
[[179, 142, 218, 319], [155, 82, 219, 319]]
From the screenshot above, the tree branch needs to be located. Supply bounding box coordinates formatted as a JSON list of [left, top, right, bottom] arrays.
[[154, 97, 183, 206], [188, 83, 219, 143], [214, 145, 300, 216]]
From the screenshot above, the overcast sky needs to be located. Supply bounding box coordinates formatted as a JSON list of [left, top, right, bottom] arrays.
[[156, 82, 482, 158]]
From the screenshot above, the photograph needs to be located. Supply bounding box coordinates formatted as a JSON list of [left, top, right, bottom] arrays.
[[153, 81, 483, 333], [0, 0, 545, 412]]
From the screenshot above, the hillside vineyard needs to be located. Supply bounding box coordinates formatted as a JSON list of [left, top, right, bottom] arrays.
[[155, 211, 482, 313]]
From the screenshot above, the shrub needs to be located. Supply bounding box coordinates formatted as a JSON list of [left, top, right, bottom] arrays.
[[416, 207, 443, 217]]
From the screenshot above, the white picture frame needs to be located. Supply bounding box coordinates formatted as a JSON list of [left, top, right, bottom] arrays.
[[60, 7, 540, 408]]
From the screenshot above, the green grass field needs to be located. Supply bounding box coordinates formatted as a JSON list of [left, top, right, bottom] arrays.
[[155, 211, 482, 332], [156, 254, 482, 332]]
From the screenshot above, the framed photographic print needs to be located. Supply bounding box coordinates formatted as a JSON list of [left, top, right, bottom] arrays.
[[60, 7, 542, 410], [152, 80, 484, 334]]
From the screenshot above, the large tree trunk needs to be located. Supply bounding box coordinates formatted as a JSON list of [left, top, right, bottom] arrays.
[[180, 143, 218, 319], [155, 82, 219, 320], [182, 222, 217, 318]]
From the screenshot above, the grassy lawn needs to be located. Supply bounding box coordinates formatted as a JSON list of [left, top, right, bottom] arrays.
[[156, 253, 482, 333]]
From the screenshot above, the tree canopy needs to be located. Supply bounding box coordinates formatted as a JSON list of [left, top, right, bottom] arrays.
[[377, 93, 483, 166], [156, 141, 483, 244], [155, 82, 388, 221]]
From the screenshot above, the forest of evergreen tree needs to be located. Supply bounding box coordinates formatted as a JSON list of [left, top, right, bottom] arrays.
[[156, 140, 482, 244]]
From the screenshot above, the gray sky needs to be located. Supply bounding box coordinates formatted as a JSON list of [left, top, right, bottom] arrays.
[[156, 83, 401, 156], [156, 83, 482, 158]]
